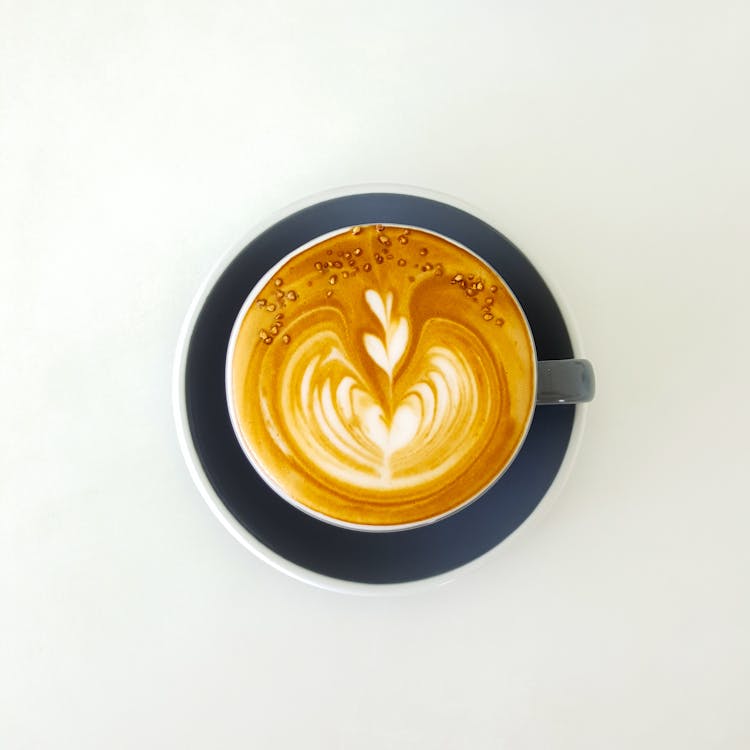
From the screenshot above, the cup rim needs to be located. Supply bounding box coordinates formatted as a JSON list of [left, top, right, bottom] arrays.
[[224, 222, 539, 533]]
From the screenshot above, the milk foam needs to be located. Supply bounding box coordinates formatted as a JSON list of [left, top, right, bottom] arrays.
[[230, 225, 535, 525], [270, 290, 489, 490]]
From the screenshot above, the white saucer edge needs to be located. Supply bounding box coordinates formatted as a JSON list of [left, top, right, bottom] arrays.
[[171, 183, 590, 597]]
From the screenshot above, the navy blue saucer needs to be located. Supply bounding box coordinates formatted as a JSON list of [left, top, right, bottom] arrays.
[[184, 193, 575, 584]]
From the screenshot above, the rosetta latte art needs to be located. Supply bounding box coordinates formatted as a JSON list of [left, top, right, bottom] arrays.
[[274, 289, 495, 490], [230, 225, 535, 526]]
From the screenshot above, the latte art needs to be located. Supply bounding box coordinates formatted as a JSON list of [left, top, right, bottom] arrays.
[[277, 294, 495, 489], [229, 226, 535, 526]]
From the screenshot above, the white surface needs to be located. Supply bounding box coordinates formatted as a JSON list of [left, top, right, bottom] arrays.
[[2, 1, 749, 748]]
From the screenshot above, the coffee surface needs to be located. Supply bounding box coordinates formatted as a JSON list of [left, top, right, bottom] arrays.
[[230, 225, 535, 526]]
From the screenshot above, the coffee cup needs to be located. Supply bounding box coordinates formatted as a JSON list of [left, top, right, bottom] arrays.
[[226, 224, 594, 531]]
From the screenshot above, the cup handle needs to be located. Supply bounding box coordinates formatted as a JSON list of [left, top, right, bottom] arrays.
[[537, 359, 595, 404]]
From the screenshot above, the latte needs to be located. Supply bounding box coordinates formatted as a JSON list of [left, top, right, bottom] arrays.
[[228, 225, 536, 527]]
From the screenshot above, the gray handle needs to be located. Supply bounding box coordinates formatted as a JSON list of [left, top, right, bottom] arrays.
[[537, 359, 595, 405]]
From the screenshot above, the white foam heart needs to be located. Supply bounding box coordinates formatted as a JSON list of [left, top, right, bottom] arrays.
[[260, 288, 494, 490]]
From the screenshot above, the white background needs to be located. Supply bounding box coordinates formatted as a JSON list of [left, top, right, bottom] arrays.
[[2, 1, 749, 748]]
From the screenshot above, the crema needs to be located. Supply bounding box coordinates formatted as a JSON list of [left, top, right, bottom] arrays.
[[229, 225, 535, 526]]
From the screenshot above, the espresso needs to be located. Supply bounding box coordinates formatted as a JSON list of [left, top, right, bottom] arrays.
[[229, 225, 535, 526]]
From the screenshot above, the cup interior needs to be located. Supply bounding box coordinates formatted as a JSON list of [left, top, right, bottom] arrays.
[[225, 224, 538, 532]]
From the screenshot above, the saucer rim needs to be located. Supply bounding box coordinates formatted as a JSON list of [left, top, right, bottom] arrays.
[[172, 183, 589, 596]]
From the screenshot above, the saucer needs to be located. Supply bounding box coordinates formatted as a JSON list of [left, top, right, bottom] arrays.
[[174, 190, 579, 590]]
